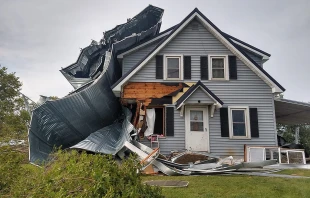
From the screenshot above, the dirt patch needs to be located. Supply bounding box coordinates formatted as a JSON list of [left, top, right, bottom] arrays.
[[174, 153, 208, 164]]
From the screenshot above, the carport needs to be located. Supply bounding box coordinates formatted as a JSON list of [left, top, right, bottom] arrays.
[[275, 98, 310, 143]]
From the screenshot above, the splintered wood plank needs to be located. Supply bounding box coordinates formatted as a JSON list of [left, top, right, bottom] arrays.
[[122, 82, 184, 99]]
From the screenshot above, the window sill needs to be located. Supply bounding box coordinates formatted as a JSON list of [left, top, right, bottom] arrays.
[[164, 78, 182, 81], [229, 136, 251, 140], [210, 78, 229, 81]]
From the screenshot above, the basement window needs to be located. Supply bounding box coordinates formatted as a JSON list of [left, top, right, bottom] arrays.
[[164, 55, 183, 80]]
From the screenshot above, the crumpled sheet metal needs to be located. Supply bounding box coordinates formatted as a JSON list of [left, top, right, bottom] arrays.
[[61, 5, 163, 81], [28, 56, 122, 163], [70, 108, 134, 155], [29, 5, 164, 164]]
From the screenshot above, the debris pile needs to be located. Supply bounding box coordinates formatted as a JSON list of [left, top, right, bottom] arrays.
[[120, 140, 277, 176]]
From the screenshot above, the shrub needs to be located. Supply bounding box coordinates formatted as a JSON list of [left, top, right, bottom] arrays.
[[0, 146, 25, 195], [10, 150, 163, 198]]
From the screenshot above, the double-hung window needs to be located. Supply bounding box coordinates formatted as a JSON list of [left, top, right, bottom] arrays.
[[209, 55, 228, 80], [164, 55, 183, 80], [228, 106, 251, 139]]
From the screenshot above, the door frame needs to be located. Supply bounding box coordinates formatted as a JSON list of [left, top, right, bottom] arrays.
[[185, 106, 210, 152]]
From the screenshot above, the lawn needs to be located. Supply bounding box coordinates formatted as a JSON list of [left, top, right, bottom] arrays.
[[276, 169, 310, 177], [142, 175, 310, 198]]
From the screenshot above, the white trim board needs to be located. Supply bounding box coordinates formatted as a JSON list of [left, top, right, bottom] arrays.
[[112, 11, 284, 94]]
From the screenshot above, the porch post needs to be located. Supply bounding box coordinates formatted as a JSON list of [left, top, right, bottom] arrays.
[[295, 126, 300, 144]]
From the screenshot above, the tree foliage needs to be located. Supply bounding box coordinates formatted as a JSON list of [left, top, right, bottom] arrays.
[[0, 148, 163, 198], [0, 65, 30, 141], [277, 124, 310, 154]]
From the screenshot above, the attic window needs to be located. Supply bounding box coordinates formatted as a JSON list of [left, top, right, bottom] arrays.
[[208, 55, 229, 80], [164, 55, 183, 80]]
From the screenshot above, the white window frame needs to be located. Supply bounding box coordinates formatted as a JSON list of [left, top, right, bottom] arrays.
[[164, 54, 183, 80], [208, 55, 229, 80], [228, 106, 251, 139]]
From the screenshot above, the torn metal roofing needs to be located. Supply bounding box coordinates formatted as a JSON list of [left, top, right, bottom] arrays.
[[70, 108, 134, 155], [60, 5, 163, 90], [28, 5, 164, 164]]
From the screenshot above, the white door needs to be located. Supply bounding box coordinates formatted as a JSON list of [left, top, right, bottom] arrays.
[[185, 107, 209, 151]]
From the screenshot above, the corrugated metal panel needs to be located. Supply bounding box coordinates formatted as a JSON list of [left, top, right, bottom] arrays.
[[125, 19, 276, 157], [122, 39, 163, 75]]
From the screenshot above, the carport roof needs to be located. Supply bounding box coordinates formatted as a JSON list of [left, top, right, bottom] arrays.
[[275, 98, 310, 125]]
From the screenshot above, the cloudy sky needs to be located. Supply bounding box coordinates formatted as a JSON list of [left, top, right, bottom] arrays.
[[1, 0, 309, 102]]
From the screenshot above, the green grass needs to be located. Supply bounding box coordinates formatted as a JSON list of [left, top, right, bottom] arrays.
[[276, 169, 310, 177], [142, 175, 310, 198]]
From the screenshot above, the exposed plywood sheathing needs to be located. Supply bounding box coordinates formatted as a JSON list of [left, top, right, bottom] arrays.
[[122, 82, 185, 100]]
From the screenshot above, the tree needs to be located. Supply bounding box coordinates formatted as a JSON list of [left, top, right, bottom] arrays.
[[0, 65, 30, 141], [277, 123, 310, 154]]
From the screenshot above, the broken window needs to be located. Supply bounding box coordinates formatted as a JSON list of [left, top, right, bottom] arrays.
[[148, 107, 165, 136]]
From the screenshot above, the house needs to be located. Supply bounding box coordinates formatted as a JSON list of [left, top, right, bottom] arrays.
[[29, 5, 310, 163], [111, 8, 287, 159]]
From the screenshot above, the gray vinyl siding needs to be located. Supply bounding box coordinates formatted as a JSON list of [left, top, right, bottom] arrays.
[[122, 39, 163, 75], [126, 19, 277, 157], [185, 88, 214, 104], [242, 48, 264, 67]]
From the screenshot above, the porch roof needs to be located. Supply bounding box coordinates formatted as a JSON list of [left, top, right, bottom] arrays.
[[175, 80, 223, 109], [275, 98, 310, 125]]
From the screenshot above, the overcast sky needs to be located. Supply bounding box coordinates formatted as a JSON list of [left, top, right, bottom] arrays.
[[1, 0, 309, 102]]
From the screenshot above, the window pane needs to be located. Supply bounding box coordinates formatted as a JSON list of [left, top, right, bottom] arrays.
[[212, 58, 224, 68], [167, 58, 179, 78], [190, 110, 203, 121], [212, 69, 224, 78], [232, 110, 245, 122], [233, 123, 246, 136], [190, 122, 204, 131]]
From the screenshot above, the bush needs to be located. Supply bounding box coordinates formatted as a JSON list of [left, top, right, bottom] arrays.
[[0, 146, 24, 194], [8, 150, 163, 198]]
